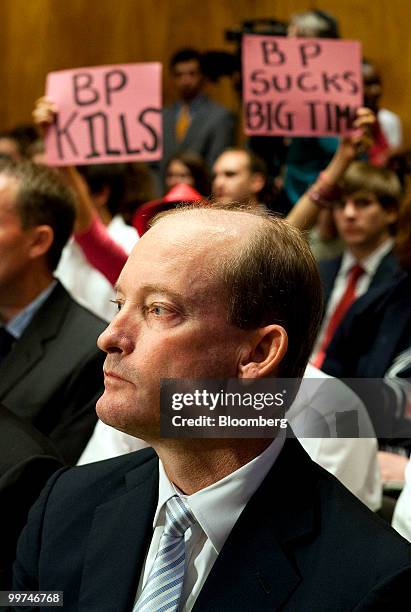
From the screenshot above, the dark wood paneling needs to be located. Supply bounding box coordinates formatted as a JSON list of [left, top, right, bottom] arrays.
[[1, 0, 410, 144]]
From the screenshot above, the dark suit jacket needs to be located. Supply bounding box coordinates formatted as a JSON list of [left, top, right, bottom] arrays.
[[0, 405, 62, 589], [323, 271, 411, 379], [0, 282, 106, 464], [318, 249, 401, 310], [162, 95, 235, 171], [13, 441, 411, 611], [322, 273, 411, 444]]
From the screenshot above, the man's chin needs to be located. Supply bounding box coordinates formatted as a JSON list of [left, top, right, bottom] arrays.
[[95, 395, 160, 441]]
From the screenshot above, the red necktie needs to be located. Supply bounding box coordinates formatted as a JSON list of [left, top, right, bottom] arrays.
[[314, 264, 364, 368]]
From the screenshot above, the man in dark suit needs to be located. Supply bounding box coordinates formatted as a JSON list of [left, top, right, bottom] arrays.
[[0, 404, 63, 589], [159, 48, 235, 180], [0, 161, 106, 464], [14, 205, 410, 610], [313, 161, 402, 367]]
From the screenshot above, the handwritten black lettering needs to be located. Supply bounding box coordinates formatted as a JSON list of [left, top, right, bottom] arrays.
[[261, 41, 286, 66], [250, 69, 270, 95], [335, 104, 356, 131], [296, 72, 317, 92], [299, 42, 322, 67], [82, 112, 121, 158], [322, 72, 343, 93], [73, 73, 99, 105], [343, 71, 360, 95], [119, 113, 141, 154], [305, 101, 323, 131], [139, 107, 161, 152], [104, 70, 128, 106], [53, 112, 79, 159], [272, 74, 292, 93]]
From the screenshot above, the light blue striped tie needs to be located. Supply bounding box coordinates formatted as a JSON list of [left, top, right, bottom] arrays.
[[133, 495, 196, 612]]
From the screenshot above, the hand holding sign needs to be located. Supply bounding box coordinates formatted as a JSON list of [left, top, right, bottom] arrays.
[[42, 63, 162, 166], [243, 35, 362, 137]]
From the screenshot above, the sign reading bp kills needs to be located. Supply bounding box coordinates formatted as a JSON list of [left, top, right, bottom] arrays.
[[243, 35, 362, 137], [45, 62, 162, 165]]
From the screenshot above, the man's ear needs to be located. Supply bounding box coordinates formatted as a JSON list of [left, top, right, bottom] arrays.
[[250, 172, 266, 196], [238, 324, 288, 379], [28, 225, 54, 260]]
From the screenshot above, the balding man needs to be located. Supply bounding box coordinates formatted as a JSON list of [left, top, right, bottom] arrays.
[[14, 205, 410, 611], [212, 148, 267, 208]]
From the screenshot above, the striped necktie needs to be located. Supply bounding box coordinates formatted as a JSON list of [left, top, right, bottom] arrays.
[[133, 495, 196, 612]]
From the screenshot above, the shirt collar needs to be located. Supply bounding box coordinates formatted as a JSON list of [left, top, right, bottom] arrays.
[[175, 94, 206, 113], [341, 238, 393, 277], [5, 280, 57, 339], [155, 431, 285, 553]]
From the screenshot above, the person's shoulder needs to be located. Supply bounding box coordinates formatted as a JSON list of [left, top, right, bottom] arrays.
[[200, 95, 234, 118], [54, 447, 157, 491], [0, 405, 61, 465], [349, 270, 409, 319], [55, 282, 108, 333], [378, 107, 402, 124], [317, 255, 342, 274], [322, 464, 410, 561]]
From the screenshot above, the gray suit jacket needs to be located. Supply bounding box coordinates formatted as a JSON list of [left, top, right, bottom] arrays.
[[161, 95, 235, 173], [0, 282, 106, 464]]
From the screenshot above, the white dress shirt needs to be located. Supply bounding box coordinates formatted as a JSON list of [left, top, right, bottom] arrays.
[[313, 238, 394, 357], [293, 364, 381, 511], [134, 433, 285, 611], [378, 108, 403, 149], [56, 214, 138, 322], [392, 458, 411, 542]]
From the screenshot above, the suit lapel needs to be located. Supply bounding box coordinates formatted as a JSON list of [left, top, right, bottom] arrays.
[[181, 98, 209, 148], [0, 283, 70, 397], [368, 250, 400, 291], [78, 455, 159, 612], [320, 257, 342, 308], [194, 440, 317, 611]]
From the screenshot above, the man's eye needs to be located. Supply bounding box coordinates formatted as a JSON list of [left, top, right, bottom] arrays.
[[110, 300, 123, 312], [147, 304, 170, 317]]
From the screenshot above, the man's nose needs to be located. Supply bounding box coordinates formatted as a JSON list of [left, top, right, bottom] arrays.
[[212, 174, 223, 191], [97, 317, 134, 355], [342, 200, 357, 217]]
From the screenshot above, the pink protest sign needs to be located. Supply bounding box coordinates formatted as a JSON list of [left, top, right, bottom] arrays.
[[242, 35, 362, 137], [45, 62, 162, 165]]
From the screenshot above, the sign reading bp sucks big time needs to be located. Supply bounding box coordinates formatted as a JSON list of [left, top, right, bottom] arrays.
[[242, 35, 362, 137], [45, 62, 162, 165]]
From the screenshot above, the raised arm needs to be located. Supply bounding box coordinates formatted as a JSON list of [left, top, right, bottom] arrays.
[[286, 108, 375, 230], [33, 97, 128, 285]]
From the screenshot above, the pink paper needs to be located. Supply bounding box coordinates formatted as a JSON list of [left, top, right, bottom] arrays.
[[242, 35, 362, 137], [45, 63, 162, 165]]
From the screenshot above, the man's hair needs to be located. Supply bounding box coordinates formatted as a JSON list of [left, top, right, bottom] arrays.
[[219, 148, 268, 180], [170, 48, 203, 72], [78, 163, 127, 217], [153, 204, 323, 378], [166, 152, 211, 196], [0, 161, 75, 271], [289, 10, 340, 38], [341, 161, 402, 212]]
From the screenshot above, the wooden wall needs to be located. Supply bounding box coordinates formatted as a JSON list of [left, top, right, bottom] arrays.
[[1, 0, 410, 144]]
